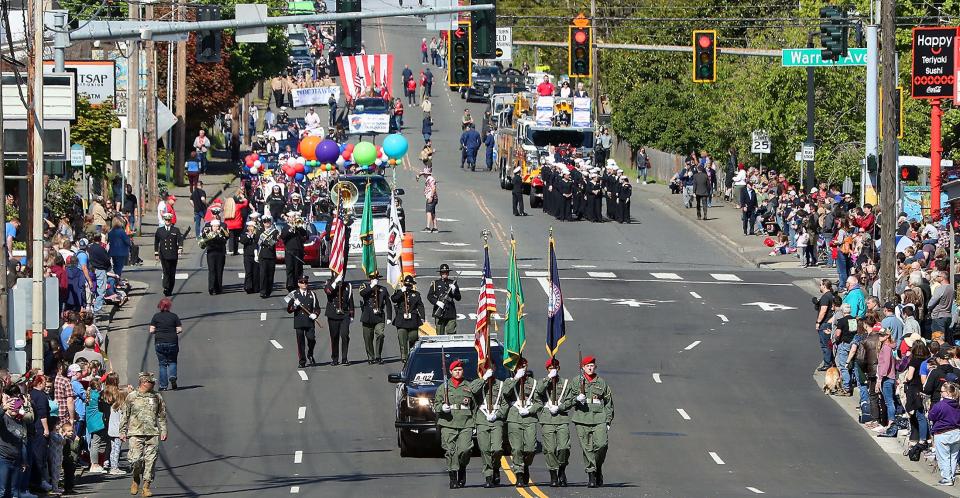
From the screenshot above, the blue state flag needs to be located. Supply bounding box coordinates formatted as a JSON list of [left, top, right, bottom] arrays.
[[546, 235, 566, 357]]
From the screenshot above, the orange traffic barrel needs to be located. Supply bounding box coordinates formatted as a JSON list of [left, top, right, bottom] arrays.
[[401, 232, 416, 277]]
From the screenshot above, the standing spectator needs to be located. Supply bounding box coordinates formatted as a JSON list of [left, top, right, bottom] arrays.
[[328, 93, 338, 127], [420, 38, 428, 63], [156, 195, 177, 228], [739, 182, 758, 235], [193, 129, 211, 174], [842, 276, 866, 318], [4, 217, 18, 259], [422, 114, 433, 143], [0, 383, 31, 498], [27, 375, 50, 494], [422, 169, 438, 233], [101, 372, 128, 476], [119, 372, 167, 498], [928, 271, 954, 341], [875, 329, 899, 437], [423, 67, 434, 97], [90, 196, 109, 234], [85, 378, 109, 474], [635, 147, 649, 184], [814, 279, 835, 371], [87, 234, 112, 317], [186, 151, 202, 193], [63, 257, 87, 312], [271, 76, 285, 107], [594, 129, 611, 167], [107, 217, 132, 277], [191, 181, 207, 241], [74, 337, 103, 366], [536, 75, 555, 96], [904, 340, 931, 452], [149, 298, 183, 391], [224, 193, 248, 256], [405, 77, 417, 105], [122, 184, 138, 232], [53, 361, 75, 428], [928, 382, 960, 486]]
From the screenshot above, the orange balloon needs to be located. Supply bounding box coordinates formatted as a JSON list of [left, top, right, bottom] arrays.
[[299, 136, 321, 160]]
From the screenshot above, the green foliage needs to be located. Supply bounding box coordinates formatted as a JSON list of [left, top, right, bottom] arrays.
[[44, 178, 78, 221], [70, 96, 120, 181]]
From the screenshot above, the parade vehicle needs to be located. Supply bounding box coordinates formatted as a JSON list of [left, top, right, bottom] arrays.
[[289, 46, 315, 73], [388, 334, 509, 456], [463, 65, 501, 102], [337, 174, 402, 218], [352, 97, 391, 116], [274, 219, 329, 267], [332, 175, 404, 254]]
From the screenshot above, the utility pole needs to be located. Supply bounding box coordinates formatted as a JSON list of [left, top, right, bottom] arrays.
[[0, 21, 8, 369], [128, 5, 141, 228], [28, 0, 45, 370], [174, 0, 187, 190], [146, 2, 158, 201], [879, 0, 897, 302], [589, 0, 598, 121]]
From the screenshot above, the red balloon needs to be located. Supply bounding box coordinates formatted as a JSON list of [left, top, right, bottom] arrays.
[[295, 162, 305, 173], [344, 143, 355, 152], [245, 157, 255, 167], [342, 151, 351, 160], [299, 136, 321, 160]]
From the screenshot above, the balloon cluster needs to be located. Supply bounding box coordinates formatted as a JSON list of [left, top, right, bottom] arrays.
[[244, 133, 410, 181], [243, 153, 263, 175]]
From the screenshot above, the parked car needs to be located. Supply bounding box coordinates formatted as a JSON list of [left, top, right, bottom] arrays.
[[275, 220, 329, 267], [338, 174, 403, 218]]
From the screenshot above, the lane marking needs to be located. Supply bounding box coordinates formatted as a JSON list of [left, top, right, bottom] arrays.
[[270, 340, 283, 349], [571, 264, 597, 268], [238, 272, 245, 278], [430, 248, 480, 253], [684, 341, 701, 350], [420, 322, 437, 336], [458, 270, 483, 276], [717, 314, 728, 322], [439, 241, 470, 247], [293, 450, 303, 463], [298, 406, 306, 421], [650, 272, 682, 280], [587, 271, 617, 278], [676, 408, 691, 420], [175, 273, 188, 280], [746, 487, 765, 494], [290, 486, 300, 494], [436, 217, 460, 222], [260, 312, 267, 321], [689, 291, 702, 299], [452, 262, 476, 268], [347, 264, 357, 269], [525, 270, 548, 277], [536, 278, 574, 321], [709, 451, 725, 465], [652, 373, 662, 383], [498, 456, 537, 498], [711, 273, 742, 281], [298, 370, 308, 381]]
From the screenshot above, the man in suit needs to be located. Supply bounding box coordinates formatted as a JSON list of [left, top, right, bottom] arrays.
[[692, 167, 711, 220], [740, 183, 759, 235], [154, 213, 183, 296]]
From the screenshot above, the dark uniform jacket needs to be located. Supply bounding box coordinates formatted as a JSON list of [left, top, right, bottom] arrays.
[[286, 289, 320, 328], [257, 226, 280, 260], [323, 282, 354, 319], [692, 170, 711, 196], [391, 288, 425, 329], [240, 230, 259, 259], [427, 278, 461, 320], [358, 283, 393, 325], [281, 225, 309, 256], [154, 225, 182, 260], [202, 223, 228, 253]]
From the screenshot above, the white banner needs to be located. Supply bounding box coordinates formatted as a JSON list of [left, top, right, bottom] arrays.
[[572, 97, 591, 127], [43, 60, 116, 105], [535, 95, 554, 126], [348, 113, 390, 134], [290, 86, 341, 107], [349, 217, 390, 254]]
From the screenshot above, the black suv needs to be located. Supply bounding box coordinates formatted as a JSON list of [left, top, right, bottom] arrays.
[[464, 66, 501, 102], [388, 335, 509, 456]]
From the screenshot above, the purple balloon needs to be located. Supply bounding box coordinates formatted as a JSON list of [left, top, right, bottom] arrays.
[[316, 139, 341, 164]]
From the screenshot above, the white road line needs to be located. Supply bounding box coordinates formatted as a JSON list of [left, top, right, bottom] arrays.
[[676, 408, 691, 420], [175, 273, 188, 280], [716, 314, 728, 322], [260, 312, 267, 321], [525, 270, 548, 277], [451, 262, 476, 268], [347, 264, 357, 269], [238, 272, 245, 278], [430, 248, 480, 253], [711, 273, 742, 281], [746, 487, 765, 494], [571, 264, 597, 268], [650, 272, 682, 280], [684, 341, 701, 350], [290, 487, 300, 494], [270, 340, 283, 350], [708, 452, 725, 465], [458, 270, 483, 276], [293, 450, 303, 464], [298, 370, 308, 381], [652, 373, 662, 383], [689, 291, 702, 299], [536, 278, 574, 321], [587, 271, 617, 278], [298, 406, 306, 420]]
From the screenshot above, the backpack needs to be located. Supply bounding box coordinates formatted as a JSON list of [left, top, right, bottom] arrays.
[[854, 338, 868, 368]]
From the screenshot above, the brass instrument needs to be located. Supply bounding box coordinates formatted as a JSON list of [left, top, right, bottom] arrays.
[[198, 224, 227, 249], [330, 180, 359, 209]]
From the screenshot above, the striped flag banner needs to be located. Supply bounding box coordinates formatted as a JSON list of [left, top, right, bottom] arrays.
[[335, 53, 395, 102], [328, 197, 347, 278], [386, 190, 403, 288], [475, 243, 497, 375]]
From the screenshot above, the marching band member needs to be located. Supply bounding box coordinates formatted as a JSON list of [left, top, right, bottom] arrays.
[[257, 216, 280, 298], [285, 275, 321, 368]]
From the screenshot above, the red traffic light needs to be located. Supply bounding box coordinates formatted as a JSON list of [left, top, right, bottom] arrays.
[[574, 29, 587, 44], [698, 34, 713, 48], [454, 27, 465, 39]]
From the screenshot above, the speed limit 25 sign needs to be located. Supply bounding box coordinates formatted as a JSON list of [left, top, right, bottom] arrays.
[[751, 129, 771, 154]]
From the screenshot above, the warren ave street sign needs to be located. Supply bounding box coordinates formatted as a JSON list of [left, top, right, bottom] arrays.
[[781, 48, 868, 67]]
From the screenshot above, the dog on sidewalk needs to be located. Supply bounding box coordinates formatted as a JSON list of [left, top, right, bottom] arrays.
[[822, 366, 842, 395]]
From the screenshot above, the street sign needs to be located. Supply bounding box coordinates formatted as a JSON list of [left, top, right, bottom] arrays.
[[781, 48, 867, 67], [801, 143, 815, 161], [911, 26, 957, 99], [236, 4, 269, 43], [751, 129, 771, 154], [70, 143, 85, 167], [494, 27, 512, 62], [110, 128, 139, 162]]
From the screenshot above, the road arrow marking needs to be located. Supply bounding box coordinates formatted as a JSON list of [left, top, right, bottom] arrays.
[[743, 302, 798, 312], [746, 487, 765, 494]]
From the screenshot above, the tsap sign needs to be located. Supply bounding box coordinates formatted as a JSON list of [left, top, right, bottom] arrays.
[[911, 26, 956, 99], [42, 60, 117, 105]]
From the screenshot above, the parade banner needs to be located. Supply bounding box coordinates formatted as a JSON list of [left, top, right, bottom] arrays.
[[348, 114, 390, 134], [335, 53, 394, 102], [349, 217, 390, 254], [290, 85, 341, 107], [535, 95, 554, 126], [572, 97, 591, 127]]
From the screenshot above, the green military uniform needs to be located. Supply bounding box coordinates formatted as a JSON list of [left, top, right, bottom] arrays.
[[391, 276, 425, 363], [572, 371, 614, 487], [536, 371, 575, 487], [120, 373, 168, 497], [503, 372, 542, 486], [472, 378, 508, 487], [433, 370, 485, 488]]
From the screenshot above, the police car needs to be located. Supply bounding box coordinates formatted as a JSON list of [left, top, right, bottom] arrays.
[[388, 334, 509, 457]]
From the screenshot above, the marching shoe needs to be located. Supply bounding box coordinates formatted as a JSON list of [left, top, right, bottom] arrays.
[[448, 471, 458, 489], [549, 469, 558, 487], [514, 472, 525, 488], [308, 356, 316, 366], [457, 465, 466, 488], [587, 472, 597, 488], [558, 465, 568, 487], [484, 476, 494, 488], [492, 467, 501, 485]]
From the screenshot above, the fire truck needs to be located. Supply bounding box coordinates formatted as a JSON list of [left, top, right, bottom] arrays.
[[494, 94, 595, 208]]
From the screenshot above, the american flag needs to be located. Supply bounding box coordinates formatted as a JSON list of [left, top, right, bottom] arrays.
[[328, 198, 347, 278], [474, 243, 497, 376]]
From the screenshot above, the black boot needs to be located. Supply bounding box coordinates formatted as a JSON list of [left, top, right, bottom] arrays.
[[549, 469, 558, 487], [449, 471, 458, 489], [514, 472, 524, 488], [484, 476, 494, 488], [588, 472, 597, 488], [492, 467, 501, 485], [522, 466, 530, 486], [457, 466, 466, 488], [558, 465, 568, 487], [597, 466, 604, 487]]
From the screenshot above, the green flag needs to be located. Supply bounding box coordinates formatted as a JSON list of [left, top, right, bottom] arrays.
[[360, 179, 377, 277], [503, 235, 525, 370]]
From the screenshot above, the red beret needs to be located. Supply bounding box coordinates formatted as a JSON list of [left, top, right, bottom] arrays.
[[545, 358, 559, 369], [580, 355, 596, 367], [449, 360, 463, 372]]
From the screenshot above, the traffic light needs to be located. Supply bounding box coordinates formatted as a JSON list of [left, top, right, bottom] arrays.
[[195, 5, 222, 64], [819, 6, 848, 61], [899, 165, 919, 182], [568, 26, 592, 78], [449, 22, 471, 87], [336, 0, 362, 55], [692, 30, 716, 83], [471, 0, 496, 59]]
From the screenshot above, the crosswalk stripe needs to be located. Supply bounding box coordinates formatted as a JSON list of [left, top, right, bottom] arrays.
[[238, 272, 245, 278], [650, 272, 682, 280], [709, 451, 725, 465], [524, 270, 548, 277], [175, 273, 188, 280], [710, 273, 742, 281], [458, 270, 483, 276], [587, 271, 617, 278]]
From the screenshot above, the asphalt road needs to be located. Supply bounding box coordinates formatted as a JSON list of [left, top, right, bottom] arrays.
[[91, 12, 942, 498]]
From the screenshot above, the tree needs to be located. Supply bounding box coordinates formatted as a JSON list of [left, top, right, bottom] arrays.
[[70, 96, 120, 181]]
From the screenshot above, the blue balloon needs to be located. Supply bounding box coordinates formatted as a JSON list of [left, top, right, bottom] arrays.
[[382, 133, 409, 159], [303, 164, 312, 174], [295, 173, 305, 182], [339, 143, 347, 153]]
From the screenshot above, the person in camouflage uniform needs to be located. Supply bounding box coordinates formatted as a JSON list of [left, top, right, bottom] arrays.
[[535, 357, 575, 487], [472, 362, 507, 488], [433, 359, 493, 489], [502, 358, 542, 487], [120, 372, 168, 497], [572, 355, 614, 488]]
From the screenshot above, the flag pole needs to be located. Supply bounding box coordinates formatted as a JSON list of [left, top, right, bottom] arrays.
[[481, 228, 493, 409]]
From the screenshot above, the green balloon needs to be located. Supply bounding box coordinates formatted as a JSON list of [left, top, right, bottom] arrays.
[[353, 142, 377, 166]]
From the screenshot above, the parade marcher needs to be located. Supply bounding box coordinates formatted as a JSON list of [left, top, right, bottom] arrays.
[[511, 167, 527, 216], [119, 372, 167, 498], [281, 212, 310, 292], [460, 124, 482, 170], [427, 264, 461, 335], [573, 355, 614, 488], [154, 213, 182, 297], [285, 276, 321, 368], [616, 176, 632, 224], [503, 358, 541, 487], [473, 363, 507, 488], [484, 129, 495, 171], [239, 221, 261, 294], [558, 171, 574, 222], [323, 276, 355, 365], [257, 217, 280, 298], [200, 218, 229, 295], [434, 360, 493, 489], [391, 275, 425, 364], [359, 271, 392, 364], [588, 172, 603, 222], [266, 185, 286, 220], [537, 358, 575, 486]]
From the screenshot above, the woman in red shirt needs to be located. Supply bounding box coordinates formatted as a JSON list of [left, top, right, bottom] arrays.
[[405, 78, 417, 105], [224, 193, 249, 255]]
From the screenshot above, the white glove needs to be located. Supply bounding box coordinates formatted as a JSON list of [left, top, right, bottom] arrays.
[[386, 319, 392, 324], [450, 283, 457, 292], [309, 313, 318, 320], [513, 368, 526, 380], [483, 369, 494, 380], [547, 368, 558, 379], [294, 299, 301, 307], [518, 407, 529, 416], [441, 404, 451, 413], [576, 393, 587, 404], [486, 412, 497, 422], [371, 279, 378, 287], [549, 404, 559, 415], [606, 424, 611, 431], [436, 301, 445, 309]]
